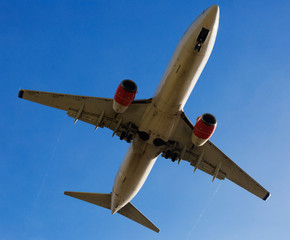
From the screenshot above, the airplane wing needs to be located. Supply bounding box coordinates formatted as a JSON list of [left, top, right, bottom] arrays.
[[167, 111, 270, 201], [18, 89, 151, 141]]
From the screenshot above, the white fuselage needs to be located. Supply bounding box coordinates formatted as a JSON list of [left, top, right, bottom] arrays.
[[111, 5, 219, 214]]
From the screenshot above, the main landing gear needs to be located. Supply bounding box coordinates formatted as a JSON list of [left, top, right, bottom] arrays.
[[117, 122, 138, 143], [163, 150, 179, 162], [120, 131, 134, 143]]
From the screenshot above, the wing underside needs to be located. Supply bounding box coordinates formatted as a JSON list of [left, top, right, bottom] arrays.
[[18, 89, 151, 141], [166, 111, 270, 201]]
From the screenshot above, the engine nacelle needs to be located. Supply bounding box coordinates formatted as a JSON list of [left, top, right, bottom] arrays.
[[192, 113, 217, 147], [113, 79, 137, 113]]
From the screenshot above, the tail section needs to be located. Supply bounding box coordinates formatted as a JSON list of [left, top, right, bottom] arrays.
[[64, 191, 159, 233]]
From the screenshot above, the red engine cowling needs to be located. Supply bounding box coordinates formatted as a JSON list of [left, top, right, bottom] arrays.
[[113, 79, 137, 113], [192, 113, 217, 146]]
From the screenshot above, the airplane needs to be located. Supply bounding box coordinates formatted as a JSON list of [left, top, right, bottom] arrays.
[[18, 5, 270, 233]]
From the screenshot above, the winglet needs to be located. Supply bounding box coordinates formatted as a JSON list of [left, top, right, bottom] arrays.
[[18, 90, 24, 98], [263, 192, 271, 201]]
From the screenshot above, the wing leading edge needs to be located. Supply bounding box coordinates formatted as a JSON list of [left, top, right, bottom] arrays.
[[168, 111, 270, 201]]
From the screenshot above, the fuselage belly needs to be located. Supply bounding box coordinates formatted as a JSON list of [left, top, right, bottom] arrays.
[[111, 5, 219, 213]]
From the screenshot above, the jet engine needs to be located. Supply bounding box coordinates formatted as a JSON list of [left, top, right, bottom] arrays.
[[192, 113, 217, 146], [113, 79, 137, 113]]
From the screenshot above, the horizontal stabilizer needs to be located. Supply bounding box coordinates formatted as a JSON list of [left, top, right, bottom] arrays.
[[118, 201, 159, 233], [64, 191, 111, 209], [64, 191, 159, 233]]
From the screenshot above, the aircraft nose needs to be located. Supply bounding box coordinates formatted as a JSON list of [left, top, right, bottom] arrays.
[[199, 4, 220, 32], [204, 4, 220, 19]]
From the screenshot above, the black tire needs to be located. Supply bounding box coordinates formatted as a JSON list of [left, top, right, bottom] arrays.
[[120, 132, 126, 140], [127, 133, 133, 143], [165, 150, 171, 159], [172, 152, 178, 162]]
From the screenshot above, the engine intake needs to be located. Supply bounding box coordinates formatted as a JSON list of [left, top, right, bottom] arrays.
[[192, 113, 217, 146], [113, 79, 137, 113]]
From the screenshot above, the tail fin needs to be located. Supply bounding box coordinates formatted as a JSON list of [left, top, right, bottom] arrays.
[[64, 191, 159, 233]]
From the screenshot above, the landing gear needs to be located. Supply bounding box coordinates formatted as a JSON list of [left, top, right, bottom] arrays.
[[194, 43, 202, 52], [165, 150, 171, 159], [194, 27, 209, 52], [171, 152, 178, 162], [119, 131, 134, 143], [120, 131, 126, 140], [153, 138, 166, 146], [138, 131, 150, 141], [127, 133, 133, 143], [163, 150, 178, 162]]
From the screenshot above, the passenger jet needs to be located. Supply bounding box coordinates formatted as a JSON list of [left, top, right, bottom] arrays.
[[18, 5, 270, 233]]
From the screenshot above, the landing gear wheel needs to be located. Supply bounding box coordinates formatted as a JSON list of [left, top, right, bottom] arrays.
[[165, 150, 171, 159], [127, 133, 133, 143], [120, 132, 126, 140], [171, 152, 178, 162]]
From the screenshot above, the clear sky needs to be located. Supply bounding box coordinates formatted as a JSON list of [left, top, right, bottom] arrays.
[[1, 0, 290, 239]]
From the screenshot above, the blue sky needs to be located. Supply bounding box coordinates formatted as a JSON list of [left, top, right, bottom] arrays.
[[1, 0, 290, 239]]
